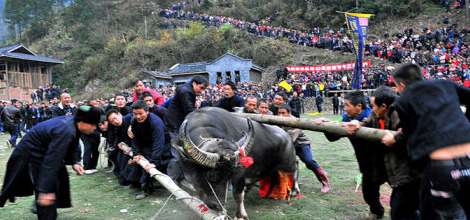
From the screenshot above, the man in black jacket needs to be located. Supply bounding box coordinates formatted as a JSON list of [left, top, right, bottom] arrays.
[[142, 92, 167, 121], [269, 92, 287, 115], [105, 93, 132, 177], [52, 93, 76, 117], [385, 64, 470, 219], [316, 94, 324, 113], [288, 92, 302, 118], [39, 102, 52, 122], [332, 93, 339, 114], [1, 100, 21, 148], [214, 81, 244, 112], [164, 75, 207, 181]]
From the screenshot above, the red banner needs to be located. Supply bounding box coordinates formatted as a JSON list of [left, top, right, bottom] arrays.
[[285, 61, 372, 72]]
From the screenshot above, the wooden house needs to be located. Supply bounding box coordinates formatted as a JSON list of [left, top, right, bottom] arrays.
[[0, 43, 63, 101]]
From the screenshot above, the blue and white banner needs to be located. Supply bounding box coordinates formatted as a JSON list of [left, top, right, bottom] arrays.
[[345, 13, 372, 89]]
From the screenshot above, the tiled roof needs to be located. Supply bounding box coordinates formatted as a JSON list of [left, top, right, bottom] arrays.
[[0, 43, 63, 64], [168, 62, 208, 74], [136, 68, 172, 78]]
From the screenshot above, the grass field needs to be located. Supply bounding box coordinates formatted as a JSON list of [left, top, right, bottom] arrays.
[[0, 113, 392, 220]]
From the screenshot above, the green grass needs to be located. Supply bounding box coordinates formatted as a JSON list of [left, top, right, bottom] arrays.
[[0, 114, 392, 219]]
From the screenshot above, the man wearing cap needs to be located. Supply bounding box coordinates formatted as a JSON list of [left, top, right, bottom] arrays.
[[0, 105, 102, 220]]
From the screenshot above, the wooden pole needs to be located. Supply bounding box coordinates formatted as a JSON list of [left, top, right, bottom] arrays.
[[466, 0, 470, 22], [118, 143, 222, 220], [234, 113, 398, 142]]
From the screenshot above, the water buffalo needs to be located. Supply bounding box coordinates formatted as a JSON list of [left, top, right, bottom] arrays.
[[172, 107, 299, 219]]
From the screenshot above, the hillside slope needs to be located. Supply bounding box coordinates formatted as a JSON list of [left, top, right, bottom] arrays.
[[9, 0, 464, 98]]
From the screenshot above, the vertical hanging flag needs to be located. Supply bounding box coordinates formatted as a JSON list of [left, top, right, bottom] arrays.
[[345, 12, 372, 89]]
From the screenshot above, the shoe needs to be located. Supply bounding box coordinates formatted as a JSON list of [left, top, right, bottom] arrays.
[[135, 191, 149, 200], [5, 140, 11, 149], [366, 212, 384, 219], [84, 169, 98, 174], [30, 202, 37, 214]]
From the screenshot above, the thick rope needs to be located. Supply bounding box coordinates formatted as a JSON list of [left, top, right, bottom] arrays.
[[204, 174, 230, 218], [150, 194, 173, 220]]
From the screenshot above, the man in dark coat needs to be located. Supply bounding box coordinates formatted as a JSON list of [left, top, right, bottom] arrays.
[[214, 81, 244, 112], [142, 91, 167, 121], [26, 103, 39, 129], [0, 105, 101, 220], [36, 87, 44, 102], [386, 64, 470, 219], [106, 108, 139, 187], [105, 93, 132, 177], [52, 93, 76, 117], [164, 75, 207, 134], [288, 92, 302, 118], [164, 75, 207, 181], [316, 94, 324, 113], [1, 99, 22, 148], [332, 93, 339, 114], [38, 102, 52, 122], [269, 92, 287, 115], [131, 101, 172, 199]]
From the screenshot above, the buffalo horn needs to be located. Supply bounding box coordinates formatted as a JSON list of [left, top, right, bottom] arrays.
[[236, 118, 255, 156], [181, 120, 220, 168]]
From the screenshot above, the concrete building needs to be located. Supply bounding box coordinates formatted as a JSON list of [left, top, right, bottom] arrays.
[[135, 53, 264, 87]]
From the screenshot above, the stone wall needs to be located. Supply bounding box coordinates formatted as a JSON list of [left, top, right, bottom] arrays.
[[302, 96, 335, 114]]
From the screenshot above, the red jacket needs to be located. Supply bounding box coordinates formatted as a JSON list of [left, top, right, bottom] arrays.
[[132, 88, 165, 106]]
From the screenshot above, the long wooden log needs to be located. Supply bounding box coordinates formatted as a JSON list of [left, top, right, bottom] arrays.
[[234, 113, 398, 142], [118, 143, 223, 220]]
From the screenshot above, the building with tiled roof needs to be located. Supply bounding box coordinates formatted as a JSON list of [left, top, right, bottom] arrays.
[[135, 52, 265, 88], [0, 43, 63, 101]]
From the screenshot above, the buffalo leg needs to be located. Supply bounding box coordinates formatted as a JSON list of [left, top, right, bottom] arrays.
[[289, 160, 300, 200], [233, 177, 248, 219]]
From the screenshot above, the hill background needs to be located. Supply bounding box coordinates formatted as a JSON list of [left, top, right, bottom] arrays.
[[0, 0, 467, 98]]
